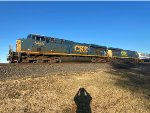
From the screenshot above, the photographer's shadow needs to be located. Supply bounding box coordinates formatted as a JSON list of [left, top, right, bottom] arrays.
[[74, 88, 92, 113]]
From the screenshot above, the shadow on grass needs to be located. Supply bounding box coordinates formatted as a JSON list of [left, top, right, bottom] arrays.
[[109, 62, 150, 101], [74, 88, 92, 113]]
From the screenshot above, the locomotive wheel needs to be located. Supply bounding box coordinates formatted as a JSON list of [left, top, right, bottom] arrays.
[[36, 59, 44, 63], [91, 57, 106, 63], [32, 61, 37, 63], [101, 59, 107, 63], [57, 57, 61, 63], [91, 58, 97, 63], [96, 58, 103, 63], [48, 57, 61, 63]]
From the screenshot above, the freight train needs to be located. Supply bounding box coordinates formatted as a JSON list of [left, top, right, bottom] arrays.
[[7, 34, 149, 63]]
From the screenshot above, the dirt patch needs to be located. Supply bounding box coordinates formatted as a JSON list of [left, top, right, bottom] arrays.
[[0, 63, 150, 113]]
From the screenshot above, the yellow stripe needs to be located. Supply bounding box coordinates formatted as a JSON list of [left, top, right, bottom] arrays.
[[19, 51, 139, 59], [113, 56, 138, 59], [19, 51, 107, 57]]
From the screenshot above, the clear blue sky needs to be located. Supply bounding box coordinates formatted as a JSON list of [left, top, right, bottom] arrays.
[[0, 1, 150, 63]]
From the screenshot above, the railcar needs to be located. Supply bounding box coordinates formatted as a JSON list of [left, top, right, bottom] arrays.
[[107, 47, 139, 62], [138, 52, 150, 62], [7, 34, 108, 63]]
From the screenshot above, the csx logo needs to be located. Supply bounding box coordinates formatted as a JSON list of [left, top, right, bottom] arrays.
[[74, 45, 88, 52], [121, 51, 127, 57]]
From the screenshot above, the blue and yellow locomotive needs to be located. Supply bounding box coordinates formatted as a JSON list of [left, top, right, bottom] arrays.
[[8, 34, 108, 63], [7, 34, 140, 63]]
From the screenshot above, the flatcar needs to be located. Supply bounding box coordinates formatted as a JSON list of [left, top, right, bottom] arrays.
[[7, 34, 108, 63]]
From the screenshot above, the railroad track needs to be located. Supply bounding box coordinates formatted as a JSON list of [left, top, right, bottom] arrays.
[[0, 62, 149, 67], [0, 62, 97, 66]]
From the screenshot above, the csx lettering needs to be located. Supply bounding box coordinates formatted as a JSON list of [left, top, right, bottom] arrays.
[[121, 51, 127, 57], [74, 45, 88, 52]]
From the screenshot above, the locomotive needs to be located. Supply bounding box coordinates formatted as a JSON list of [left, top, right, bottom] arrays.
[[7, 34, 145, 63]]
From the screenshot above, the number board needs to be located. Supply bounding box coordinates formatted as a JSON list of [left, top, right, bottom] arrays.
[[35, 41, 44, 46]]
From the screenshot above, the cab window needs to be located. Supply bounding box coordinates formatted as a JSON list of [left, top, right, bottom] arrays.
[[51, 38, 55, 42], [36, 36, 45, 41], [46, 38, 50, 43], [41, 37, 45, 41], [36, 36, 41, 41]]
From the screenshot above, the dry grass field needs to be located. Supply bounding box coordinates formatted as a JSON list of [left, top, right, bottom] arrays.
[[0, 63, 150, 113]]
